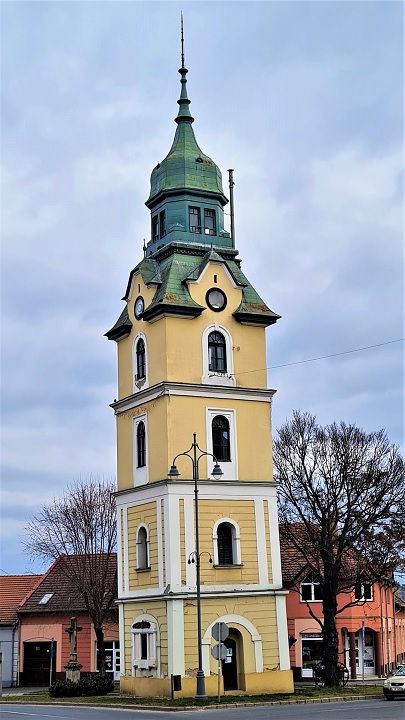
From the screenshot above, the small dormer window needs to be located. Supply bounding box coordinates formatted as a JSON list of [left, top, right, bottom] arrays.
[[189, 207, 201, 234], [204, 209, 216, 236]]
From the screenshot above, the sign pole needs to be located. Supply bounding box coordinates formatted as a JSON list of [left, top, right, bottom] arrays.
[[211, 622, 228, 702]]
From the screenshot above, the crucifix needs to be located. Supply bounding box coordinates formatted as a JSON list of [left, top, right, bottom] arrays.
[[65, 617, 82, 663]]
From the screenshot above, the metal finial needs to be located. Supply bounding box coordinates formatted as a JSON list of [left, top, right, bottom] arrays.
[[181, 12, 185, 69]]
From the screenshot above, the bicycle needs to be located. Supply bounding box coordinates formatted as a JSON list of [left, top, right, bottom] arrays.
[[313, 659, 349, 687]]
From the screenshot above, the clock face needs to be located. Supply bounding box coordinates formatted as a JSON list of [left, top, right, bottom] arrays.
[[134, 296, 144, 319], [206, 288, 227, 312]]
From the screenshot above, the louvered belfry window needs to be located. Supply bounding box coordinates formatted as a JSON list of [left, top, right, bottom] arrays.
[[217, 522, 234, 565]]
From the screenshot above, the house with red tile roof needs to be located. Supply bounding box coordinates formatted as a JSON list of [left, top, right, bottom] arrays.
[[17, 554, 119, 686], [0, 574, 42, 687], [280, 535, 405, 680]]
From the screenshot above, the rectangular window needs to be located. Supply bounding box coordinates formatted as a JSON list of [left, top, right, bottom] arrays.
[[132, 623, 157, 669], [355, 582, 373, 601], [141, 634, 148, 660], [152, 215, 159, 242], [204, 209, 216, 235], [300, 574, 322, 601], [159, 210, 166, 238], [189, 206, 201, 233]]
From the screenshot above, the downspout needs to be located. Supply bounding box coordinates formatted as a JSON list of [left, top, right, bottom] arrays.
[[11, 620, 18, 687], [380, 585, 385, 675], [385, 582, 391, 669], [393, 586, 398, 669]]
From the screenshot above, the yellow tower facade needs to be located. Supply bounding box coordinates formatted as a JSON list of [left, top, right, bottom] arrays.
[[107, 51, 293, 698]]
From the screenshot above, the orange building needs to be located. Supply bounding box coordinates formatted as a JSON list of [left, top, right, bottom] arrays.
[[281, 544, 405, 680], [17, 555, 119, 686], [0, 574, 41, 687]]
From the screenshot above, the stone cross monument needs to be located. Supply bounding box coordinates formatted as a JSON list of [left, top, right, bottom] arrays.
[[64, 617, 83, 683]]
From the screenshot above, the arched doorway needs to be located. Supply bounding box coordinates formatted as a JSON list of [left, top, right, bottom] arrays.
[[222, 637, 238, 690]]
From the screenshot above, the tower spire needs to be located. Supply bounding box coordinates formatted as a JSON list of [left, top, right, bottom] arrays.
[[181, 12, 185, 70], [176, 13, 194, 124]]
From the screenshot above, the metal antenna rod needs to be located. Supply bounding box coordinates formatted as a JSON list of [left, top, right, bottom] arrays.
[[228, 169, 235, 246], [181, 12, 185, 69]]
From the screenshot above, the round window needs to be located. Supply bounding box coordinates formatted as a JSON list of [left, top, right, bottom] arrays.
[[134, 296, 144, 319], [206, 288, 227, 312]]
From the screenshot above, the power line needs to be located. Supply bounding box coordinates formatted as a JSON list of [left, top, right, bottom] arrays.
[[233, 338, 404, 375]]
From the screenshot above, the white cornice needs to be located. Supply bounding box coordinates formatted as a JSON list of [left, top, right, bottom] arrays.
[[111, 381, 275, 415], [117, 587, 289, 603], [114, 479, 278, 505]]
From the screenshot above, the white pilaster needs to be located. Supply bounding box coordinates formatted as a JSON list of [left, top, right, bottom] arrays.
[[164, 495, 181, 592], [267, 497, 283, 586], [167, 598, 185, 676], [118, 602, 126, 677], [275, 593, 291, 670], [254, 498, 269, 585], [184, 495, 195, 587], [157, 498, 164, 590], [122, 507, 129, 593]]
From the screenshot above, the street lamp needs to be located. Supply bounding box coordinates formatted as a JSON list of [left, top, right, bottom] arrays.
[[168, 432, 223, 702]]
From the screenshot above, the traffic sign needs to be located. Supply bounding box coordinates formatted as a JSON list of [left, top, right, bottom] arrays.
[[212, 643, 227, 661], [212, 622, 229, 641]]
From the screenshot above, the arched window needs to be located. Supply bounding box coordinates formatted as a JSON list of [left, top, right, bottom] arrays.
[[217, 522, 234, 565], [212, 415, 231, 461], [208, 331, 227, 373], [136, 526, 149, 570], [136, 338, 146, 380], [137, 421, 146, 468]]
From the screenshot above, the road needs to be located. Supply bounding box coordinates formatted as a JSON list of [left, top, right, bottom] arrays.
[[0, 700, 403, 720]]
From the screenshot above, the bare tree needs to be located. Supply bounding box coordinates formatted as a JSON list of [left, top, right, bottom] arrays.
[[273, 410, 404, 687], [23, 477, 117, 675]]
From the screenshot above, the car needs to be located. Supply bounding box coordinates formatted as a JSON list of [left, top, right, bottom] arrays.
[[383, 664, 405, 700]]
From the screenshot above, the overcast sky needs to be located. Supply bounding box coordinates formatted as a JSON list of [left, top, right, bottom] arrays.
[[1, 1, 403, 576]]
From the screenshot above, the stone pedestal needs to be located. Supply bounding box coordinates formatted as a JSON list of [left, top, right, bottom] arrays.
[[64, 657, 83, 683]]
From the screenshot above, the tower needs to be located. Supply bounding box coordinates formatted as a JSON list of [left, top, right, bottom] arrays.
[[106, 38, 293, 697]]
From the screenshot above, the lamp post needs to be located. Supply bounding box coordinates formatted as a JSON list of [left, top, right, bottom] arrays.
[[168, 432, 223, 702]]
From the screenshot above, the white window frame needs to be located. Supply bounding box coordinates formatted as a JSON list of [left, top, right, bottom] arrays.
[[132, 332, 148, 393], [206, 408, 237, 481], [355, 582, 373, 602], [132, 617, 158, 671], [201, 324, 235, 386], [136, 524, 150, 571], [133, 414, 148, 486], [300, 572, 323, 603], [213, 518, 241, 566]]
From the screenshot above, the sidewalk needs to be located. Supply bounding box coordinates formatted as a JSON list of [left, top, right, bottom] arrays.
[[1, 687, 46, 697]]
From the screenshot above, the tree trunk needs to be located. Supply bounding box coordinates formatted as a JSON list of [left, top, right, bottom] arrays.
[[95, 625, 106, 676], [322, 575, 339, 686]]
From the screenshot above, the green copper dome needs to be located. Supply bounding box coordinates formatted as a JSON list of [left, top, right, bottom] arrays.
[[146, 67, 227, 206]]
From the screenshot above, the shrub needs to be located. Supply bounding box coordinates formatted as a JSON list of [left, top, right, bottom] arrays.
[[49, 679, 79, 697], [78, 674, 114, 696], [49, 674, 114, 697]]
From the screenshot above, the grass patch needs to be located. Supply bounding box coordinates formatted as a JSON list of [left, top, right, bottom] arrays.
[[1, 684, 381, 707]]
